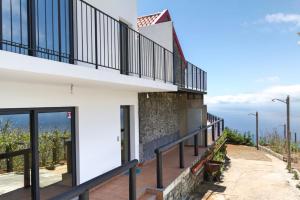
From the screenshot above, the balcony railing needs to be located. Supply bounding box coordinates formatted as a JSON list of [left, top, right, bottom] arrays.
[[50, 159, 138, 200], [0, 0, 173, 83], [155, 115, 224, 188], [0, 0, 207, 91], [174, 55, 207, 93]]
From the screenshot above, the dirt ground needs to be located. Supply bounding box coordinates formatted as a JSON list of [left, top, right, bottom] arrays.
[[189, 144, 300, 200]]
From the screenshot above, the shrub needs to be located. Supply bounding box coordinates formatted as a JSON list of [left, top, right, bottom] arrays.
[[225, 128, 254, 146], [293, 170, 299, 180]]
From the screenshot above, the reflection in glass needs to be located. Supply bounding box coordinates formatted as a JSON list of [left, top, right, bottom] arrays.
[[0, 114, 31, 200], [38, 112, 73, 199]]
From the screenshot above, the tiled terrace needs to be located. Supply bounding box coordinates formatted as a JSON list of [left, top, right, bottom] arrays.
[[89, 145, 209, 200]]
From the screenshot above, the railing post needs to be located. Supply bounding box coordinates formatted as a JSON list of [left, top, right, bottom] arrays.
[[27, 0, 36, 56], [69, 0, 74, 64], [179, 142, 184, 168], [153, 43, 155, 80], [222, 119, 225, 131], [212, 124, 215, 142], [94, 9, 98, 69], [172, 53, 176, 85], [180, 59, 183, 87], [79, 190, 89, 200], [58, 0, 62, 61], [204, 129, 208, 147], [194, 134, 199, 156], [218, 121, 220, 137], [164, 49, 166, 83], [186, 63, 188, 88], [196, 67, 198, 91], [138, 35, 142, 78], [191, 65, 194, 89], [24, 151, 30, 188], [129, 165, 136, 200], [156, 150, 163, 189]]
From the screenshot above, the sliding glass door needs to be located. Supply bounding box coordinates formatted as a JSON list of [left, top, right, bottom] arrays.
[[0, 112, 32, 200], [0, 107, 76, 200]]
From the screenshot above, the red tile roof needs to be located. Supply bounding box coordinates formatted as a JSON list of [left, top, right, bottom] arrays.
[[137, 13, 161, 28], [137, 10, 186, 63]]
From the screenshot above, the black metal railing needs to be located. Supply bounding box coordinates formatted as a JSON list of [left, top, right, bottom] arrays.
[[0, 0, 173, 83], [174, 55, 207, 93], [207, 113, 224, 141], [154, 117, 224, 188], [50, 159, 138, 200]]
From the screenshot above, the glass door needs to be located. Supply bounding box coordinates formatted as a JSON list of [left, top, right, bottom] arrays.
[[0, 107, 76, 200], [37, 109, 76, 200], [0, 111, 32, 200]]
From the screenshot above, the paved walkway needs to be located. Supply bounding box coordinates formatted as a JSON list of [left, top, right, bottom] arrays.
[[191, 145, 300, 200]]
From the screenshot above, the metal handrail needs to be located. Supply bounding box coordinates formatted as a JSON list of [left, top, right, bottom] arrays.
[[50, 159, 138, 200], [155, 118, 224, 189], [155, 120, 222, 154]]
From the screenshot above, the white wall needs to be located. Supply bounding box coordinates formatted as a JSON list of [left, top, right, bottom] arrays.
[[139, 21, 173, 52], [85, 0, 137, 29], [0, 50, 177, 93], [0, 80, 139, 184]]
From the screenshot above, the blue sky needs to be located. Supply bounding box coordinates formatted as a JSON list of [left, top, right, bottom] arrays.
[[138, 0, 300, 139]]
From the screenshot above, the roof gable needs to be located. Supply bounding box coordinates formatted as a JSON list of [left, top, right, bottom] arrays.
[[137, 10, 186, 63]]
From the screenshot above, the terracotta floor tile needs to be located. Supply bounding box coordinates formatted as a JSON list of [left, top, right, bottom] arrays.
[[89, 145, 211, 199]]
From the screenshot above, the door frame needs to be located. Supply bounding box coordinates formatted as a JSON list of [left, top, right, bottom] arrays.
[[0, 107, 77, 200]]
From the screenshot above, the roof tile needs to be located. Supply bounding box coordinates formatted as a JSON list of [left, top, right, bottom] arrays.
[[137, 13, 161, 28]]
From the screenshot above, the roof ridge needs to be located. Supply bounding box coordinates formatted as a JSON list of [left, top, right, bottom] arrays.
[[137, 11, 162, 19]]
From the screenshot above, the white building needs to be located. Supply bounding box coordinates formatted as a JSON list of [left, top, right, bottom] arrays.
[[0, 1, 213, 200]]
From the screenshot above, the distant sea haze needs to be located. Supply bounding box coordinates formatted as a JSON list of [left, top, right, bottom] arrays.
[[208, 102, 300, 143], [0, 112, 71, 133]]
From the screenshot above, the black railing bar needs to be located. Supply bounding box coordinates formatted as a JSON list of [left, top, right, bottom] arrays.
[[50, 159, 138, 200], [77, 0, 119, 23], [185, 60, 207, 74], [0, 40, 123, 70], [155, 120, 223, 153], [128, 27, 172, 55], [0, 148, 30, 159]]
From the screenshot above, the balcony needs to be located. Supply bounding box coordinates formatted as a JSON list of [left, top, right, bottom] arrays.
[[0, 0, 206, 93]]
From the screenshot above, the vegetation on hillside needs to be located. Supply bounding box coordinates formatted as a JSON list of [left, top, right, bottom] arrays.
[[0, 120, 70, 172], [224, 127, 254, 146], [259, 130, 299, 155]]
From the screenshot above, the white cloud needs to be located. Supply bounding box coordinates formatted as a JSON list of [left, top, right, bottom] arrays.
[[206, 84, 300, 105], [265, 13, 300, 26], [255, 76, 280, 83]]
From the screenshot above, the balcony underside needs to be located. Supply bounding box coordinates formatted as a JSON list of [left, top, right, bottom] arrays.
[[178, 87, 207, 94], [0, 50, 177, 93]]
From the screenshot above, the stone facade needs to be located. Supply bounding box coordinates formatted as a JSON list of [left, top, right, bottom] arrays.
[[164, 170, 204, 200], [138, 92, 205, 162]]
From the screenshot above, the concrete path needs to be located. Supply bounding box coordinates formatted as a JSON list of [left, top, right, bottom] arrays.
[[191, 145, 300, 200]]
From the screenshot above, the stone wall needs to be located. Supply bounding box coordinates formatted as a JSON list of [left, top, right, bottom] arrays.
[[164, 169, 204, 200], [138, 92, 205, 162], [139, 92, 184, 161]]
